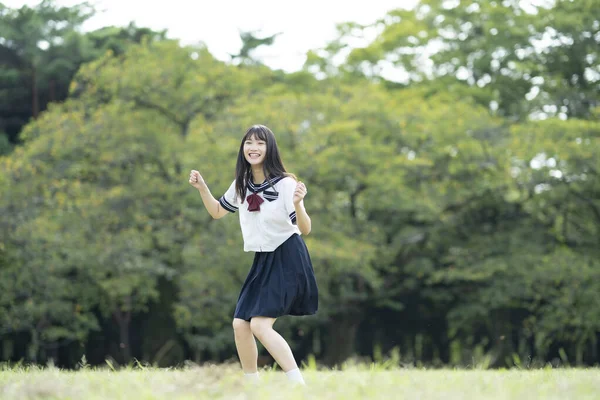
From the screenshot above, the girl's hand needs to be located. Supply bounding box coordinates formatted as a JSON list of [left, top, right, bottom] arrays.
[[293, 181, 307, 205], [189, 170, 205, 189]]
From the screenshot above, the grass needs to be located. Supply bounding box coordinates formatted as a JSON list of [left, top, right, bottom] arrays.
[[0, 362, 599, 399]]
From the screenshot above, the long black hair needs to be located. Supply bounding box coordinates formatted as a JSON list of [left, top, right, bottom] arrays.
[[234, 125, 295, 201]]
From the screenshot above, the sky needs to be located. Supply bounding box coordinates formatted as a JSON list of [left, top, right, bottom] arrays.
[[4, 0, 419, 71]]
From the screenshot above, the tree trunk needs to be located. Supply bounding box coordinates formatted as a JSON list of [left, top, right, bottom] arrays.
[[2, 338, 14, 360], [113, 301, 132, 363], [322, 313, 362, 366], [592, 334, 598, 365], [490, 309, 513, 367], [119, 319, 131, 362], [432, 318, 450, 364], [32, 66, 39, 118], [28, 329, 39, 362], [49, 79, 56, 103]]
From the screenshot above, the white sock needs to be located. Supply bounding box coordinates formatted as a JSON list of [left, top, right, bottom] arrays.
[[244, 371, 260, 383], [285, 368, 305, 385]]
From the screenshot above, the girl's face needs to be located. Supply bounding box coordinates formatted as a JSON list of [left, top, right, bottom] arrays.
[[243, 134, 267, 166]]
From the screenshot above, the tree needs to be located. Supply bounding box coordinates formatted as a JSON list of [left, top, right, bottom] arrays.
[[230, 30, 281, 66], [0, 1, 169, 148], [0, 0, 94, 142], [1, 2, 599, 368], [1, 39, 253, 364], [311, 0, 599, 120]]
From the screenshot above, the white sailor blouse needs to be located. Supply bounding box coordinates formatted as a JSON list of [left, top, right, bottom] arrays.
[[219, 176, 301, 252]]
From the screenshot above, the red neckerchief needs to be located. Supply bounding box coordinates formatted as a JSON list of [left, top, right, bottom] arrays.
[[244, 176, 284, 212], [246, 192, 264, 212]]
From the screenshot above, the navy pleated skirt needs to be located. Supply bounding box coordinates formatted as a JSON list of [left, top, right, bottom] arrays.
[[234, 233, 318, 321]]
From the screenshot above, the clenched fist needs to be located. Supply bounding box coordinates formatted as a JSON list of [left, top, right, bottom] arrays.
[[188, 170, 205, 189], [293, 181, 307, 205]]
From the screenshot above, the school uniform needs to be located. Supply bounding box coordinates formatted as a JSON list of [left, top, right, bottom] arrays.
[[219, 175, 319, 321]]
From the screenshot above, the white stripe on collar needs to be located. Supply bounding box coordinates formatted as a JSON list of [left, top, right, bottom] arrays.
[[248, 175, 284, 192]]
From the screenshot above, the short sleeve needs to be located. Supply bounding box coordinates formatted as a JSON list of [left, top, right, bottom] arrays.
[[281, 178, 298, 225], [219, 180, 240, 213]]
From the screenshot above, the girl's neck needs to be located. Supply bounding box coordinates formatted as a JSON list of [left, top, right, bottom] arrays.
[[251, 166, 265, 184]]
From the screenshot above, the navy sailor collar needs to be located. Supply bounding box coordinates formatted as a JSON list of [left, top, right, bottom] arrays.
[[248, 175, 284, 193]]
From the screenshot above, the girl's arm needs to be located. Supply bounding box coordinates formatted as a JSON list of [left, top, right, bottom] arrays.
[[190, 170, 229, 220], [293, 181, 311, 235]]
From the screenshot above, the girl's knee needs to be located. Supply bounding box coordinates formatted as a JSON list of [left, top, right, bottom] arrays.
[[249, 317, 273, 338], [232, 318, 250, 334]]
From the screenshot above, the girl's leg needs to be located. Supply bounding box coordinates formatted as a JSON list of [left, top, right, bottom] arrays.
[[250, 317, 305, 384], [232, 318, 258, 374]]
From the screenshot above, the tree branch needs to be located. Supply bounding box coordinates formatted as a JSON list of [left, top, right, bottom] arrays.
[[132, 96, 183, 127], [568, 187, 600, 226]]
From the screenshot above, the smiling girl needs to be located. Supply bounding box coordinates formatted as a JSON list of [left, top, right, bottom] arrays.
[[189, 124, 318, 385]]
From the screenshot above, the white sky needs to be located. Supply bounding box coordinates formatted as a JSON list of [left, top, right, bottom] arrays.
[[4, 0, 419, 71]]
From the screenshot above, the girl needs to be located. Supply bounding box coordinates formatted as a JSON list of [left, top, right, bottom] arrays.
[[188, 124, 318, 385]]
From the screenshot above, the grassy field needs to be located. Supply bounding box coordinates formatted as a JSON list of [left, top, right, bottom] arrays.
[[0, 363, 599, 400]]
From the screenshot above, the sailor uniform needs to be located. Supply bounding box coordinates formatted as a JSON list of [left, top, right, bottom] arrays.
[[219, 176, 300, 253], [219, 176, 318, 321]]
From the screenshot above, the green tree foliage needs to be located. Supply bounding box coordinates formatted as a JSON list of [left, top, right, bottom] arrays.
[[0, 0, 95, 141], [0, 0, 167, 147], [1, 0, 599, 368], [230, 30, 282, 66], [1, 39, 253, 364], [310, 0, 599, 120]]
